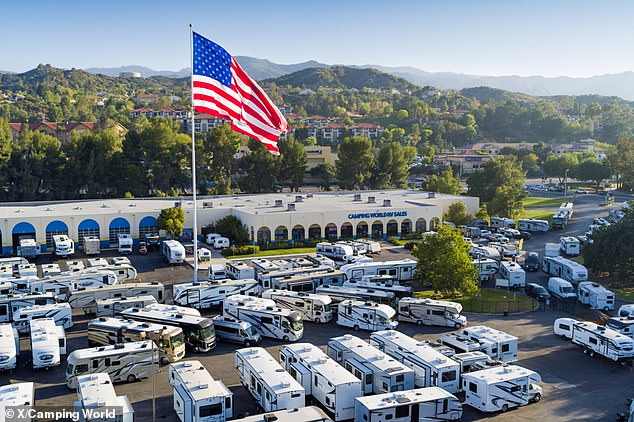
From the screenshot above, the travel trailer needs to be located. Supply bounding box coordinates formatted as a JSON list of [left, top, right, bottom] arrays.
[[279, 343, 362, 421], [226, 261, 256, 280], [354, 239, 382, 254], [397, 297, 467, 328], [82, 236, 101, 256], [0, 323, 19, 372], [162, 240, 186, 264], [606, 316, 634, 339], [468, 245, 501, 260], [316, 242, 355, 261], [343, 280, 412, 299], [272, 270, 346, 293], [31, 269, 118, 293], [0, 383, 34, 416], [0, 257, 28, 269], [340, 259, 416, 282], [173, 279, 261, 309], [460, 326, 519, 362], [110, 256, 131, 266], [213, 237, 230, 249], [0, 292, 56, 323], [208, 264, 228, 281], [232, 407, 331, 422], [53, 234, 75, 258], [316, 285, 397, 308], [262, 289, 333, 323], [257, 266, 335, 290], [30, 318, 65, 369], [473, 258, 499, 281], [234, 347, 306, 412], [87, 257, 109, 268], [354, 387, 463, 422], [13, 303, 73, 334], [577, 281, 615, 311], [87, 317, 186, 363], [518, 218, 549, 233], [66, 282, 165, 314], [556, 319, 634, 362], [553, 317, 577, 339], [542, 256, 588, 285], [328, 334, 415, 395], [369, 330, 461, 393], [66, 260, 85, 272], [101, 264, 138, 283], [497, 261, 526, 288], [119, 307, 216, 353], [490, 217, 516, 230], [168, 360, 233, 422], [462, 365, 542, 412], [223, 295, 304, 341], [96, 295, 158, 317], [211, 315, 261, 346], [17, 238, 41, 261], [437, 333, 487, 355], [117, 233, 133, 255], [337, 300, 398, 332], [75, 373, 134, 422], [547, 277, 577, 300], [560, 236, 581, 256], [65, 340, 159, 389], [17, 264, 38, 278]]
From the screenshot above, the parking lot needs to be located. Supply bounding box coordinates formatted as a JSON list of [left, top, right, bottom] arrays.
[[2, 193, 632, 421]]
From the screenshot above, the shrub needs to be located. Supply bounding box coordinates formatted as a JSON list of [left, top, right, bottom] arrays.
[[221, 245, 259, 257]]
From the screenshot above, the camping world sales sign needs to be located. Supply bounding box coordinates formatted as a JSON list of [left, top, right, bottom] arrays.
[[347, 211, 408, 219]]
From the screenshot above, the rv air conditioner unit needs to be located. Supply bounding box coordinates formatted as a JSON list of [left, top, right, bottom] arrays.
[[174, 201, 182, 208], [287, 203, 296, 211], [353, 193, 362, 202], [202, 201, 213, 208], [274, 200, 283, 207], [295, 195, 303, 202], [383, 199, 392, 207], [368, 196, 376, 203], [427, 192, 436, 198]]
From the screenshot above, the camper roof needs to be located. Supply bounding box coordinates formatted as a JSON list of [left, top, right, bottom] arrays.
[[462, 325, 518, 343], [0, 382, 34, 407], [69, 340, 154, 360], [330, 335, 410, 374], [577, 282, 613, 295], [232, 406, 330, 422], [284, 343, 359, 385], [462, 365, 541, 384], [371, 331, 459, 370], [170, 360, 231, 400], [0, 324, 16, 354], [355, 387, 454, 409], [89, 316, 182, 336], [236, 347, 304, 394], [119, 308, 208, 325], [264, 290, 332, 304], [398, 297, 462, 313], [16, 302, 71, 315]]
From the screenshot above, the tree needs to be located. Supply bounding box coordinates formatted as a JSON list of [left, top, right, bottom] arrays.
[[214, 215, 249, 245], [576, 159, 612, 190], [608, 138, 634, 188], [542, 154, 579, 183], [278, 137, 307, 192], [300, 136, 318, 146], [371, 143, 415, 189], [336, 137, 374, 190], [425, 167, 462, 195], [202, 124, 240, 195], [443, 202, 472, 226], [238, 139, 280, 193], [583, 210, 634, 281], [157, 207, 186, 239], [310, 164, 336, 191], [412, 225, 479, 298], [474, 205, 489, 222]]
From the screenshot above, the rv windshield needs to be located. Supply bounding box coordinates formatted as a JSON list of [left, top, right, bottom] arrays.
[[171, 332, 185, 348], [200, 325, 215, 343], [323, 304, 332, 313], [287, 313, 303, 332], [448, 312, 461, 320], [244, 326, 257, 336], [561, 286, 574, 294]]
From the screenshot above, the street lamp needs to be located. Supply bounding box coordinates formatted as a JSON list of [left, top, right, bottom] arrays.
[[564, 168, 570, 198]]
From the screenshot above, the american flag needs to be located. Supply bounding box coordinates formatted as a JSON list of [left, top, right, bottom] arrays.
[[192, 32, 289, 155]]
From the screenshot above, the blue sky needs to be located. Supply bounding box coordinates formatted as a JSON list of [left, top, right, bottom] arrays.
[[2, 0, 633, 77]]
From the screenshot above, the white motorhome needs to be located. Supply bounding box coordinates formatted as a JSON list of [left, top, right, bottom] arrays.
[[117, 233, 133, 255], [96, 295, 158, 317], [88, 317, 186, 363], [169, 360, 233, 422], [340, 259, 416, 282], [473, 258, 499, 281], [316, 285, 397, 308], [53, 234, 75, 258], [232, 407, 331, 422], [497, 261, 526, 288], [226, 261, 256, 280], [272, 270, 346, 293], [41, 263, 62, 276], [462, 365, 542, 412], [577, 281, 615, 311], [565, 319, 634, 361], [163, 240, 186, 264], [101, 264, 138, 283], [354, 387, 463, 422], [0, 323, 19, 372], [17, 238, 41, 261], [328, 334, 415, 395], [66, 260, 85, 272], [468, 245, 501, 260], [258, 266, 335, 290], [369, 330, 461, 394], [212, 315, 261, 346], [75, 373, 134, 422], [343, 280, 412, 299], [547, 277, 577, 300], [66, 282, 165, 314], [542, 256, 588, 285], [560, 236, 581, 256], [316, 242, 355, 261], [460, 326, 519, 363], [224, 295, 303, 341], [337, 300, 398, 332], [174, 279, 261, 309], [30, 318, 65, 369], [235, 347, 306, 412], [145, 303, 202, 317], [397, 297, 467, 328], [606, 316, 634, 339], [65, 340, 159, 389], [87, 257, 109, 268], [13, 302, 73, 334], [0, 292, 56, 323], [0, 382, 34, 416], [82, 236, 101, 256], [490, 217, 516, 230], [262, 290, 333, 323], [355, 239, 382, 254], [518, 218, 549, 233]]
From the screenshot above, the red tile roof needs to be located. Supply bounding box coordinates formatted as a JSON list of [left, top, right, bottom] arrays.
[[355, 123, 382, 129]]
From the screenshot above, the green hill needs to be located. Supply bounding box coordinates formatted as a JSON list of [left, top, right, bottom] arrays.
[[460, 86, 536, 103]]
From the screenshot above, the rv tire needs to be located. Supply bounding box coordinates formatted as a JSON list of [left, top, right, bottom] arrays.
[[283, 335, 289, 342], [501, 404, 509, 412], [126, 374, 136, 383], [416, 320, 423, 326], [244, 340, 251, 347], [589, 351, 595, 357], [194, 346, 200, 353], [353, 325, 360, 331], [315, 318, 321, 324], [454, 322, 462, 329], [532, 393, 541, 403]]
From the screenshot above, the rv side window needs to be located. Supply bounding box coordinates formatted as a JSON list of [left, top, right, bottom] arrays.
[[502, 344, 510, 353], [559, 323, 570, 331], [365, 374, 373, 385], [158, 291, 163, 301], [104, 358, 111, 367], [469, 382, 477, 393], [443, 399, 448, 413], [385, 415, 392, 421], [382, 382, 388, 392], [589, 337, 598, 345], [261, 317, 273, 325], [266, 392, 271, 401], [0, 307, 7, 316], [442, 371, 457, 383], [432, 310, 444, 316], [290, 367, 297, 378], [395, 405, 409, 418], [395, 374, 404, 382], [92, 360, 99, 369], [199, 403, 223, 417], [399, 306, 408, 312], [314, 375, 318, 386], [75, 364, 88, 374], [510, 385, 521, 393], [291, 393, 302, 398], [256, 383, 262, 395]]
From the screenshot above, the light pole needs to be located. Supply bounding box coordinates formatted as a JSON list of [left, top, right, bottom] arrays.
[[564, 168, 570, 198]]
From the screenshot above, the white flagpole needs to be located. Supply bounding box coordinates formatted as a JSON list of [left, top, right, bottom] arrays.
[[189, 24, 199, 281]]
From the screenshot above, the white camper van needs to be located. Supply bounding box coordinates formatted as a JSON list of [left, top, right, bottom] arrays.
[[560, 236, 581, 256], [82, 236, 101, 256], [462, 365, 542, 412], [369, 330, 461, 394], [212, 315, 261, 346], [280, 343, 362, 421], [560, 319, 634, 362], [542, 256, 588, 285], [173, 279, 261, 309], [162, 240, 186, 264], [17, 238, 41, 261], [340, 259, 416, 282], [354, 387, 462, 422], [460, 326, 519, 363], [169, 360, 233, 422], [13, 303, 73, 334], [397, 297, 467, 328], [328, 334, 415, 395], [117, 233, 133, 255], [577, 281, 615, 311], [224, 295, 304, 341], [75, 373, 134, 422], [497, 261, 526, 288], [337, 300, 398, 332], [53, 234, 75, 258], [96, 295, 158, 317], [234, 347, 306, 413], [65, 340, 159, 389], [547, 277, 576, 300], [30, 318, 65, 369], [0, 323, 19, 372], [262, 290, 333, 323]]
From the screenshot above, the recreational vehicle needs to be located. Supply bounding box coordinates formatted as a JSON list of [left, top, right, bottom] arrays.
[[234, 347, 305, 412], [553, 317, 577, 339], [110, 256, 131, 266], [473, 258, 499, 281], [17, 238, 41, 261], [316, 285, 397, 308], [173, 279, 261, 309], [279, 343, 362, 421], [0, 293, 56, 323], [213, 237, 230, 249], [232, 407, 331, 422], [119, 307, 216, 352], [0, 323, 19, 371], [145, 303, 202, 316], [342, 280, 412, 299], [560, 236, 581, 256], [262, 290, 333, 323], [0, 280, 11, 295], [560, 319, 634, 361], [437, 333, 487, 355], [355, 239, 382, 254], [168, 360, 233, 422], [462, 365, 542, 412], [75, 373, 134, 422], [13, 303, 73, 334], [0, 257, 28, 269], [497, 261, 526, 288], [31, 269, 118, 293], [96, 295, 158, 317], [606, 316, 634, 339], [251, 258, 282, 276], [547, 277, 577, 300], [8, 276, 36, 294], [577, 281, 615, 311], [117, 233, 133, 255], [66, 260, 85, 272], [65, 340, 159, 389], [101, 264, 138, 283], [82, 236, 101, 256], [460, 326, 519, 362], [53, 234, 75, 258], [316, 242, 355, 261], [258, 266, 335, 290], [87, 257, 109, 268], [162, 240, 186, 264], [226, 261, 256, 280], [354, 387, 463, 422], [397, 297, 467, 328], [336, 240, 369, 255], [66, 282, 165, 314], [87, 317, 186, 363], [337, 300, 398, 332], [223, 295, 304, 341], [542, 256, 588, 285], [490, 217, 516, 230], [327, 334, 415, 394], [207, 264, 228, 281], [306, 254, 337, 269], [41, 263, 61, 276], [340, 259, 416, 282], [30, 318, 64, 369], [468, 245, 501, 260], [518, 218, 549, 233], [370, 330, 461, 393], [618, 304, 634, 318], [0, 382, 34, 416], [272, 270, 346, 293], [17, 264, 37, 278], [212, 315, 261, 346], [450, 351, 495, 373]]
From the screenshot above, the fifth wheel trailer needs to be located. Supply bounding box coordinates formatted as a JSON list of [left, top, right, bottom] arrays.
[[173, 279, 261, 309]]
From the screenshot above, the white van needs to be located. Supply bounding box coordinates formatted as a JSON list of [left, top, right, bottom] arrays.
[[213, 237, 230, 249], [547, 277, 576, 299], [211, 315, 261, 346], [206, 233, 221, 244]]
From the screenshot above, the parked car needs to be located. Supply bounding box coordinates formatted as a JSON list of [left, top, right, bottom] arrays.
[[548, 186, 564, 192], [576, 189, 589, 194], [524, 252, 539, 271], [500, 228, 521, 239], [525, 283, 551, 301], [137, 241, 148, 255], [492, 234, 510, 244]]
